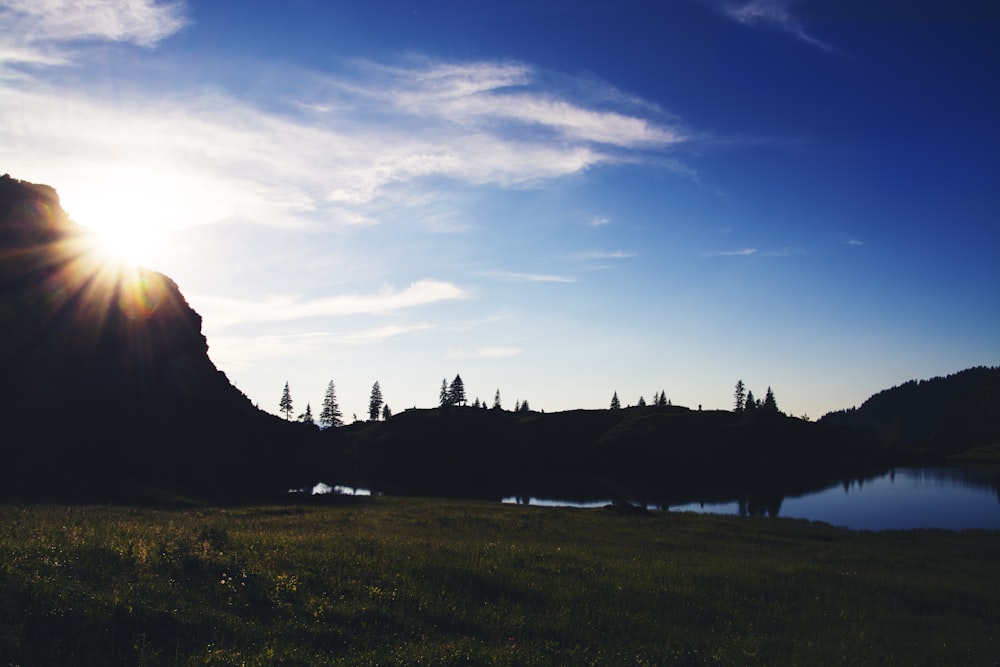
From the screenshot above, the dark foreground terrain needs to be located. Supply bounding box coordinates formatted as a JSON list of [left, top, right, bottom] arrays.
[[1, 498, 997, 666]]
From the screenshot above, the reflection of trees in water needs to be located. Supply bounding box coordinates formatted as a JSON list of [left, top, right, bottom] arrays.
[[903, 466, 1000, 495], [738, 496, 784, 518], [839, 467, 1000, 500]]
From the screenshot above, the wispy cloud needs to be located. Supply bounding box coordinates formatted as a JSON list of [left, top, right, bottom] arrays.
[[194, 279, 470, 330], [447, 346, 524, 359], [372, 60, 684, 148], [208, 323, 433, 369], [715, 0, 839, 53], [1, 54, 688, 234], [0, 0, 187, 68], [482, 270, 576, 283], [587, 216, 612, 227], [848, 239, 865, 246], [703, 247, 758, 257], [702, 246, 805, 257], [573, 250, 636, 260]]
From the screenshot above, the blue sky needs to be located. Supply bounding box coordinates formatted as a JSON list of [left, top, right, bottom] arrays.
[[2, 0, 997, 421]]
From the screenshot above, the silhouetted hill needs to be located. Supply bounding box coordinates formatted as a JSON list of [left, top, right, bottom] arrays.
[[331, 404, 883, 501], [0, 175, 322, 500], [334, 406, 626, 497], [818, 366, 1000, 455]]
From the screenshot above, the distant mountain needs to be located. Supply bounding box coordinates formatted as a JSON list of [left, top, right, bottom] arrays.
[[0, 175, 321, 500], [818, 367, 1000, 455]]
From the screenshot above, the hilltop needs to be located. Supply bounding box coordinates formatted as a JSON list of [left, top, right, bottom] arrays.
[[329, 403, 888, 505], [0, 175, 320, 501]]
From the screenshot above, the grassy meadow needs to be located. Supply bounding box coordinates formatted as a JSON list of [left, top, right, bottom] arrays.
[[1, 497, 997, 666]]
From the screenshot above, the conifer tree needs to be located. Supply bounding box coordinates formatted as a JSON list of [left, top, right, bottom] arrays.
[[279, 381, 293, 420], [369, 381, 383, 421], [299, 403, 315, 425], [449, 374, 466, 406], [745, 389, 757, 413], [514, 399, 521, 412], [439, 378, 449, 406], [320, 380, 343, 428], [762, 386, 779, 414], [520, 399, 530, 412], [493, 389, 502, 410], [382, 404, 392, 420], [734, 379, 746, 412], [610, 391, 621, 410], [656, 391, 668, 407], [638, 395, 646, 407]]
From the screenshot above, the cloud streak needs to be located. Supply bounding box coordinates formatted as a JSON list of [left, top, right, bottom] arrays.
[[194, 279, 470, 329], [703, 248, 758, 257], [208, 323, 433, 369], [482, 271, 576, 283], [716, 0, 839, 53], [0, 0, 187, 68], [573, 250, 637, 260], [1, 54, 688, 234]]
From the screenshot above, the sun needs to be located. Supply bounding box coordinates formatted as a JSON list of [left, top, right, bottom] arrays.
[[62, 165, 174, 268], [89, 214, 161, 266]]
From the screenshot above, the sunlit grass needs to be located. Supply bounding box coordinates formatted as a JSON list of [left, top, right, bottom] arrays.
[[1, 499, 997, 665]]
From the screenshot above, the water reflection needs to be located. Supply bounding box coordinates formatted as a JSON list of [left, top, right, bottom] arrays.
[[502, 467, 1000, 531]]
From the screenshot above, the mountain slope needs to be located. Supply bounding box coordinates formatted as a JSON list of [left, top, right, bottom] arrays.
[[0, 174, 321, 500], [818, 366, 1000, 455]]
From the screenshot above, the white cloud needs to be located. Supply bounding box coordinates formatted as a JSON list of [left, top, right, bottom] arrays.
[[483, 271, 576, 283], [207, 323, 433, 368], [573, 250, 636, 260], [848, 239, 865, 246], [1, 46, 689, 236], [717, 0, 838, 53], [374, 60, 684, 149], [704, 248, 758, 257], [328, 207, 380, 228], [587, 216, 612, 227], [194, 279, 471, 330], [0, 0, 186, 69]]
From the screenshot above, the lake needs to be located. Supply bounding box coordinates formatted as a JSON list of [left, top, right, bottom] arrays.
[[502, 466, 1000, 531]]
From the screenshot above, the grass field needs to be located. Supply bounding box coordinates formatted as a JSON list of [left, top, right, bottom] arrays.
[[1, 497, 997, 666]]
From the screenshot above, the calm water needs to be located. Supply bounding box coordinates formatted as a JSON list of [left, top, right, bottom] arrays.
[[502, 467, 1000, 531]]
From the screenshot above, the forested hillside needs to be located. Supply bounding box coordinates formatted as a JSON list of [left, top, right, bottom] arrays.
[[818, 366, 1000, 454]]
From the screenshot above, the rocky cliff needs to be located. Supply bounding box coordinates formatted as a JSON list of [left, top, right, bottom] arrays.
[[0, 175, 321, 500]]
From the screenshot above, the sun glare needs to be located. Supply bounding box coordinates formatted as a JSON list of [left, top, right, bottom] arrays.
[[60, 163, 232, 271], [61, 166, 178, 268]]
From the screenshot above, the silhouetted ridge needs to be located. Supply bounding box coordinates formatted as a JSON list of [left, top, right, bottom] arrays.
[[819, 366, 1000, 454], [330, 404, 881, 501], [0, 174, 321, 500]]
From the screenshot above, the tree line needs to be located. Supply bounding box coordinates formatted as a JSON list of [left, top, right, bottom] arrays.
[[278, 375, 784, 428], [733, 379, 782, 415], [609, 390, 671, 410], [277, 373, 536, 429]]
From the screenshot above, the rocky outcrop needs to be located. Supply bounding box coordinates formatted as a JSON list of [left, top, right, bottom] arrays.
[[0, 175, 321, 500]]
